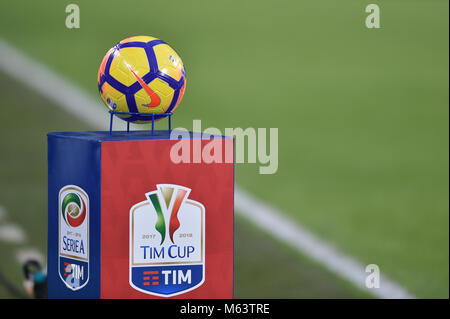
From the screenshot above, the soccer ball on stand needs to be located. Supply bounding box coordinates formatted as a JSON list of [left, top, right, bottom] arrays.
[[97, 36, 186, 123]]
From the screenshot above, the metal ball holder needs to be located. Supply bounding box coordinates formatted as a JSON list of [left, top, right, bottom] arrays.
[[108, 110, 173, 137]]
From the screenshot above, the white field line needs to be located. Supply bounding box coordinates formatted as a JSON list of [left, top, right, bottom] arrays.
[[16, 248, 45, 268], [0, 206, 26, 244], [236, 186, 414, 299], [0, 38, 415, 298], [0, 205, 45, 268], [0, 223, 26, 244], [0, 206, 6, 222]]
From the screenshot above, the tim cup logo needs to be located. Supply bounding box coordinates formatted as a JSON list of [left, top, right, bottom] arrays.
[[130, 184, 205, 297], [58, 185, 89, 291]]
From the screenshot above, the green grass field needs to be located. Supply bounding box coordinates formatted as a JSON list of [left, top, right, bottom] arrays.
[[0, 0, 448, 298]]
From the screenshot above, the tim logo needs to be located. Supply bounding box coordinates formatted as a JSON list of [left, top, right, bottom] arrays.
[[62, 262, 86, 289], [58, 185, 89, 290], [129, 184, 205, 297]]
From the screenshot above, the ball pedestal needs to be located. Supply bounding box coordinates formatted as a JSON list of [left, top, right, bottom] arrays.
[[47, 128, 234, 298]]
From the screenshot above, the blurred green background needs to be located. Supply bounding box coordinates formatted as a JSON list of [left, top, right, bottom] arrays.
[[0, 0, 448, 298]]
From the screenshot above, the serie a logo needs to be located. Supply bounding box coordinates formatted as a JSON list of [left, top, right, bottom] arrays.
[[129, 184, 205, 297], [58, 185, 89, 291]]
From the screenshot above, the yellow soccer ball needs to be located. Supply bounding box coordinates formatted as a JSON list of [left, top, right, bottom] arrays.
[[97, 36, 186, 123]]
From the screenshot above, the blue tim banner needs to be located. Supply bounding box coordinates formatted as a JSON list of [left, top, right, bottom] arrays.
[[130, 265, 203, 296], [59, 257, 89, 290]]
